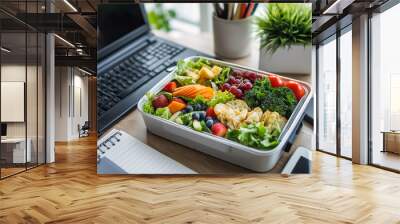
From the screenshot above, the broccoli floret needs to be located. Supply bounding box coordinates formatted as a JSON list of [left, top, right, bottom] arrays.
[[244, 79, 297, 118], [266, 87, 297, 117]]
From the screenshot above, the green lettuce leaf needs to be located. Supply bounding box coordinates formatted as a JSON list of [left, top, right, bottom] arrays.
[[226, 122, 280, 150], [207, 90, 234, 107], [155, 107, 172, 119], [143, 92, 155, 114], [174, 75, 195, 86], [213, 67, 231, 85]]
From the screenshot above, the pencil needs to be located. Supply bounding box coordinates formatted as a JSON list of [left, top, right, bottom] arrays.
[[245, 3, 255, 17], [227, 3, 233, 20], [233, 3, 242, 20], [251, 3, 259, 15], [239, 3, 247, 19]]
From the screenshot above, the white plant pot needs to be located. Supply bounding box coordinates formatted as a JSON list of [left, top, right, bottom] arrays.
[[259, 45, 311, 75], [212, 14, 252, 59]]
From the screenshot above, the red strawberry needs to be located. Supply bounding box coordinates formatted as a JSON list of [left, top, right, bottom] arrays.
[[172, 97, 185, 104], [152, 95, 169, 108], [163, 81, 177, 92], [211, 123, 227, 137], [206, 107, 216, 117]]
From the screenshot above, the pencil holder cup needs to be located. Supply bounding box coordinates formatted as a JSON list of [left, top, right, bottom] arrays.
[[212, 14, 252, 59]]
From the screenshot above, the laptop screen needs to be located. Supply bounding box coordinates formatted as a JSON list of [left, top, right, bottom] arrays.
[[98, 4, 148, 52]]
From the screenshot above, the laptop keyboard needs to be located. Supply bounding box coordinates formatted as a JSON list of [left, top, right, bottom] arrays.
[[97, 41, 184, 118]]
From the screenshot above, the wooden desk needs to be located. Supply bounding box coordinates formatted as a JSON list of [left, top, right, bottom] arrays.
[[110, 31, 313, 173], [381, 131, 400, 154]]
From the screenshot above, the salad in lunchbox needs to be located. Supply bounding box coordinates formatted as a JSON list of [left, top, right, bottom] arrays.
[[142, 58, 305, 150]]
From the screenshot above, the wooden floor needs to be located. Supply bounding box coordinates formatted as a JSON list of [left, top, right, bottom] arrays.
[[1, 135, 400, 223], [372, 150, 400, 171]]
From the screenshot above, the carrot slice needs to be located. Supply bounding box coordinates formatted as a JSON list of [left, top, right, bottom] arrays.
[[168, 101, 186, 113], [172, 85, 214, 99]]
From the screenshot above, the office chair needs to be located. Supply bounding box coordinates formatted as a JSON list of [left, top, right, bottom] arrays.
[[79, 121, 90, 138]]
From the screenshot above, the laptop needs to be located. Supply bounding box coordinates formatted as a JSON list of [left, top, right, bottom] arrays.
[[97, 3, 207, 134]]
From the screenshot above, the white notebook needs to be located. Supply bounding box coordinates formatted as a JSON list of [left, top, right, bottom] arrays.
[[97, 129, 196, 174]]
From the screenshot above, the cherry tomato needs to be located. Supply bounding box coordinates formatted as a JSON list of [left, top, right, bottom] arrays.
[[206, 107, 216, 117], [268, 74, 284, 87], [163, 81, 177, 92], [285, 81, 305, 101]]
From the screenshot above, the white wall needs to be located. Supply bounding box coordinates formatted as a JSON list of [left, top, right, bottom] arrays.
[[1, 65, 38, 137], [1, 63, 46, 164], [54, 67, 89, 141], [55, 67, 69, 141]]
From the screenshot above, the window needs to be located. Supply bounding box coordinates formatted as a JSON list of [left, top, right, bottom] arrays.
[[145, 3, 212, 34], [339, 28, 352, 158], [317, 36, 337, 154], [316, 25, 353, 159], [370, 3, 400, 171]]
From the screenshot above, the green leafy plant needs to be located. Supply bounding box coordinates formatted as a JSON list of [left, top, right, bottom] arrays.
[[255, 3, 311, 54], [147, 3, 176, 32]]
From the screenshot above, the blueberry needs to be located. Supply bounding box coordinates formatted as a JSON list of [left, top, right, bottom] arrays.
[[192, 112, 200, 120], [200, 104, 207, 111], [206, 116, 213, 121], [185, 105, 193, 113], [193, 104, 200, 111], [199, 112, 206, 121], [206, 119, 214, 128]]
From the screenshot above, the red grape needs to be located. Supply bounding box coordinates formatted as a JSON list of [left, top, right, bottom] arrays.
[[242, 82, 253, 91], [238, 82, 245, 89], [232, 70, 242, 77], [228, 76, 236, 84], [229, 86, 243, 98], [247, 72, 257, 81], [222, 83, 231, 91], [234, 78, 241, 84], [229, 85, 238, 91], [242, 71, 249, 79]]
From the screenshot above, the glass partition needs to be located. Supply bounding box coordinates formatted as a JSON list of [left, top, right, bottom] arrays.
[[1, 31, 28, 177], [0, 1, 46, 179], [317, 36, 337, 155]]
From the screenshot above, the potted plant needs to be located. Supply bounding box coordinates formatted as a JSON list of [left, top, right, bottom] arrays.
[[255, 3, 312, 75], [147, 3, 176, 32]]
